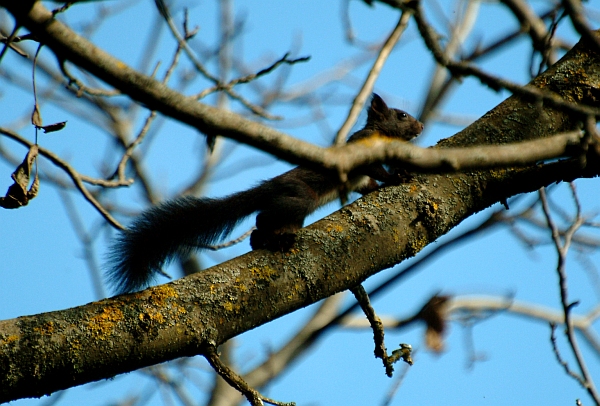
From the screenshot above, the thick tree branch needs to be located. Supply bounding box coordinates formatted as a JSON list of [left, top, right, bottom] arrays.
[[1, 5, 600, 404]]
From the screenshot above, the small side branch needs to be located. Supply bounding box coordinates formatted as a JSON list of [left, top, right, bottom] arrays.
[[0, 127, 125, 230], [203, 346, 295, 406], [350, 284, 413, 377], [409, 2, 600, 118], [540, 186, 600, 403], [335, 9, 412, 145], [549, 322, 587, 385], [195, 53, 310, 100]]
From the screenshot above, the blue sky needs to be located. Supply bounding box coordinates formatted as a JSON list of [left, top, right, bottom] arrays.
[[1, 0, 600, 405]]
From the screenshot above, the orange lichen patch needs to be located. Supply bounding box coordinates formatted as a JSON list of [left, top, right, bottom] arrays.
[[33, 321, 55, 336], [139, 310, 166, 324], [488, 168, 509, 181], [87, 307, 124, 339], [222, 301, 241, 313], [409, 235, 428, 255], [249, 266, 278, 281], [326, 224, 344, 233], [0, 335, 19, 345], [70, 339, 82, 351], [234, 278, 249, 293], [136, 285, 187, 325], [147, 285, 179, 307]]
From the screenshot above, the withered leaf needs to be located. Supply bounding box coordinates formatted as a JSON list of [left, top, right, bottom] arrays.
[[31, 103, 43, 127], [42, 121, 67, 133], [0, 145, 39, 209], [417, 295, 450, 353]]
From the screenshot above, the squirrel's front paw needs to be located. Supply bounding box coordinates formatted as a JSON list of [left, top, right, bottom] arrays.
[[386, 168, 413, 185], [250, 229, 296, 252]]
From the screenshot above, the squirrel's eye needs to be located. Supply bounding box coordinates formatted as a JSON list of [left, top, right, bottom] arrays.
[[399, 112, 407, 119]]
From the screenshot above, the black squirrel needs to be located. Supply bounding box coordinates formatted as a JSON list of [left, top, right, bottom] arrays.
[[107, 94, 423, 294]]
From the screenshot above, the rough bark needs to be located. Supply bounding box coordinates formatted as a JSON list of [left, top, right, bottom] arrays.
[[1, 3, 600, 404]]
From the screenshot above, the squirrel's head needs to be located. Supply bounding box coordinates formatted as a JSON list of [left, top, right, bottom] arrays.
[[366, 93, 424, 140]]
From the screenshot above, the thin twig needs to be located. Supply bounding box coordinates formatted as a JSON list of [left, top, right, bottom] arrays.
[[194, 53, 310, 100], [156, 0, 278, 119], [0, 23, 20, 66], [409, 2, 600, 119], [203, 346, 296, 406], [540, 186, 600, 403], [59, 60, 121, 97], [550, 322, 588, 385], [0, 127, 125, 230], [205, 227, 255, 251], [562, 0, 600, 55], [335, 10, 412, 145]]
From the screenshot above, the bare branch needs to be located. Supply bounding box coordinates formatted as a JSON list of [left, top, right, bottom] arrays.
[[194, 53, 310, 100], [540, 187, 600, 402], [0, 127, 125, 229], [3, 2, 596, 181], [335, 10, 412, 144], [350, 285, 395, 376], [410, 3, 600, 118], [204, 346, 295, 406]]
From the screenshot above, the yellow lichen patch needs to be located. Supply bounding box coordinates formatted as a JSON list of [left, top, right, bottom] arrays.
[[326, 224, 344, 234], [234, 278, 249, 293], [70, 339, 82, 351], [392, 228, 401, 243], [148, 285, 179, 307], [138, 309, 167, 324], [0, 335, 19, 345], [88, 307, 124, 340], [222, 301, 241, 313], [33, 321, 55, 336], [249, 266, 278, 281], [146, 310, 166, 323], [137, 286, 187, 325], [488, 168, 508, 181], [409, 235, 428, 254]]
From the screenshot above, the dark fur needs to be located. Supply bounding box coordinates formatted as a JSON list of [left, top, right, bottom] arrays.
[[107, 94, 423, 294]]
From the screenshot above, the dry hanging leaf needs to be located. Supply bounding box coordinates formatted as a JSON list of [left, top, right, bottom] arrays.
[[41, 121, 67, 133], [0, 145, 39, 209], [417, 295, 450, 353], [31, 103, 43, 128]]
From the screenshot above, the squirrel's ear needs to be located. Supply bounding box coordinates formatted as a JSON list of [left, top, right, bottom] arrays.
[[370, 93, 389, 114]]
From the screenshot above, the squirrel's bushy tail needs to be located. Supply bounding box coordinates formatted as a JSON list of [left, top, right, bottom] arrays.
[[107, 187, 265, 294]]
